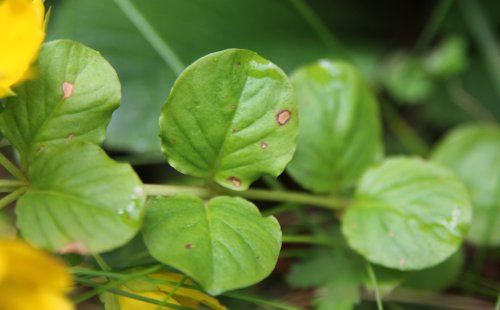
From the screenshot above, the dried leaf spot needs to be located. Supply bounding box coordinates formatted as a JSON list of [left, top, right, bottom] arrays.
[[399, 257, 406, 266], [228, 176, 241, 187], [231, 128, 237, 134], [62, 81, 74, 99], [185, 243, 194, 249], [260, 142, 268, 149], [276, 110, 291, 125], [66, 133, 74, 142], [59, 241, 90, 255]]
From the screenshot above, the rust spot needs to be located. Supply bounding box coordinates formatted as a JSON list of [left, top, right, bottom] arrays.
[[260, 142, 268, 149], [60, 241, 90, 255], [388, 230, 395, 238], [228, 176, 241, 187], [276, 110, 291, 125], [62, 82, 74, 99], [231, 128, 237, 134], [67, 133, 74, 142], [185, 243, 194, 249]]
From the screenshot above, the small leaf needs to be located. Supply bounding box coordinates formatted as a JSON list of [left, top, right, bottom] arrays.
[[287, 60, 383, 193], [424, 35, 468, 78], [431, 124, 500, 246], [342, 157, 472, 270], [142, 195, 282, 295], [0, 39, 120, 167], [159, 49, 298, 190], [16, 142, 145, 253], [383, 53, 434, 104]]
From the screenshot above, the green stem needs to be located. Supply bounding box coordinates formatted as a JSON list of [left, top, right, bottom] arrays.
[[459, 0, 500, 101], [93, 253, 112, 271], [223, 291, 301, 310], [413, 0, 456, 54], [0, 186, 27, 209], [75, 276, 194, 310], [282, 234, 334, 246], [0, 153, 26, 181], [289, 0, 349, 59], [158, 276, 187, 310], [144, 184, 348, 211], [495, 289, 500, 310], [0, 179, 26, 192], [381, 102, 429, 156], [73, 265, 163, 304], [366, 261, 384, 310], [113, 0, 185, 75]]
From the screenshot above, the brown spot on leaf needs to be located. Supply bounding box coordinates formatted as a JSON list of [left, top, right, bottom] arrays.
[[388, 231, 395, 238], [185, 243, 194, 249], [62, 82, 74, 99], [276, 110, 291, 125], [260, 142, 268, 149], [231, 128, 237, 134], [67, 133, 74, 142], [228, 176, 241, 187], [60, 241, 90, 255]]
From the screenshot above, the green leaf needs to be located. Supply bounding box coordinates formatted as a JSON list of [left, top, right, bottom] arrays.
[[0, 40, 120, 167], [287, 60, 383, 193], [142, 195, 282, 295], [159, 49, 298, 190], [382, 53, 434, 104], [424, 35, 468, 78], [16, 142, 145, 253], [431, 124, 500, 246], [403, 248, 464, 292], [342, 157, 472, 270], [48, 0, 331, 153]]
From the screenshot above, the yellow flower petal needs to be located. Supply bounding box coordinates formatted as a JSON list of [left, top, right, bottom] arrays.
[[0, 240, 72, 290], [117, 287, 181, 310], [0, 0, 45, 98], [0, 284, 73, 310]]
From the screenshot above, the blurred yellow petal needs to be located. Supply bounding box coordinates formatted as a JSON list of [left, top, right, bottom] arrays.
[[0, 239, 72, 290], [0, 240, 74, 310], [0, 0, 45, 98], [117, 287, 181, 310]]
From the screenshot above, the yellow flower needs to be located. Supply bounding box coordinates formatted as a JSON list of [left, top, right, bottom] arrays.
[[0, 0, 45, 98], [102, 272, 227, 310], [0, 239, 74, 310]]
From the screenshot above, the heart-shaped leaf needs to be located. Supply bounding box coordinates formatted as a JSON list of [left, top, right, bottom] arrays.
[[142, 195, 282, 295], [431, 124, 500, 246], [287, 60, 383, 193], [0, 39, 120, 168], [16, 142, 145, 253], [159, 49, 298, 190], [341, 157, 471, 270]]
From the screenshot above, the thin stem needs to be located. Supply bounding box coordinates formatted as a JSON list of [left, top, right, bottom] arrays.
[[0, 153, 26, 181], [0, 186, 27, 209], [289, 0, 349, 59], [113, 0, 185, 75], [413, 0, 456, 54], [73, 265, 163, 304], [447, 79, 497, 122], [144, 184, 348, 211], [158, 276, 187, 310], [75, 276, 194, 310], [381, 102, 429, 156], [282, 234, 334, 246], [366, 261, 384, 310], [223, 291, 301, 310], [0, 179, 26, 192], [93, 253, 112, 271], [459, 0, 500, 101]]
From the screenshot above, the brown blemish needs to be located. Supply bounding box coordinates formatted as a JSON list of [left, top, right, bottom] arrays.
[[185, 243, 194, 249], [60, 241, 90, 255], [276, 110, 291, 125], [67, 133, 74, 142], [388, 230, 395, 238], [62, 82, 74, 99], [231, 128, 237, 134], [260, 142, 268, 149], [228, 176, 241, 187]]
